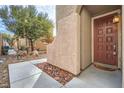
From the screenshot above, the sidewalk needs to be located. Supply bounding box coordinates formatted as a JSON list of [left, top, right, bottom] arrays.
[[9, 58, 63, 88]]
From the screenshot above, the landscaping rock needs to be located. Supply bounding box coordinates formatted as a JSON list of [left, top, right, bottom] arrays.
[[54, 76, 60, 80], [36, 62, 74, 85]]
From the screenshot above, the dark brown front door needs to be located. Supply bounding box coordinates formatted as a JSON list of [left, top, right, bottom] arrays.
[[94, 13, 118, 66]]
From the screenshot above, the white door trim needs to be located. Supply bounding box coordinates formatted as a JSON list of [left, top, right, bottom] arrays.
[[91, 9, 121, 68]]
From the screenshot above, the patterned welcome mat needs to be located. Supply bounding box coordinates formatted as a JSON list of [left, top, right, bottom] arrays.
[[93, 63, 117, 71]]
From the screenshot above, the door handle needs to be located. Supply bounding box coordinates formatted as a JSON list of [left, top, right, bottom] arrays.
[[113, 51, 116, 56], [113, 44, 116, 50], [113, 44, 116, 56]]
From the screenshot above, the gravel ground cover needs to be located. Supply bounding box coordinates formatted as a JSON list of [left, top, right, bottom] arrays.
[[36, 62, 74, 85]]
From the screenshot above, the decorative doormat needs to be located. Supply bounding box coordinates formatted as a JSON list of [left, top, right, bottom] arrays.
[[36, 62, 74, 85], [94, 64, 117, 71]]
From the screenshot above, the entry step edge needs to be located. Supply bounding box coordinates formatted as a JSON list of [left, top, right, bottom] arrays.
[[93, 62, 118, 71]]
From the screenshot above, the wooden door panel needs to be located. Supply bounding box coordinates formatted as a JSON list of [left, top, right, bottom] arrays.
[[94, 13, 118, 66]]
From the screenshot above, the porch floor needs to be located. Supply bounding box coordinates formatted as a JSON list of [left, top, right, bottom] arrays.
[[64, 65, 122, 88]]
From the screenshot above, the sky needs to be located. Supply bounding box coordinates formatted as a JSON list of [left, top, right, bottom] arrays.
[[0, 19, 15, 35], [0, 5, 56, 36]]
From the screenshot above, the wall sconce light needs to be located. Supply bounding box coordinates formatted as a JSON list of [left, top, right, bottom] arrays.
[[113, 15, 120, 23]]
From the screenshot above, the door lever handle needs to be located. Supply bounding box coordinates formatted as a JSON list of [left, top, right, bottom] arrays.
[[113, 44, 116, 56], [113, 44, 116, 50], [113, 51, 116, 56]]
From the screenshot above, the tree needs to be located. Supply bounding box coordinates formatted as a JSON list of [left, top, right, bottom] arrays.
[[0, 5, 54, 51], [0, 6, 27, 49], [26, 12, 54, 50], [37, 12, 54, 43]]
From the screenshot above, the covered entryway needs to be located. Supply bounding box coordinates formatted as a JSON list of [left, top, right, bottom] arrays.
[[79, 5, 122, 87], [48, 5, 123, 87], [80, 5, 122, 69]]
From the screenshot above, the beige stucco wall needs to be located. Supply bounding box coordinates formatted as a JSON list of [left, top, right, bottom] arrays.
[[56, 5, 77, 21], [56, 5, 77, 33], [47, 12, 80, 75], [49, 5, 91, 75], [80, 7, 92, 69], [122, 5, 124, 88]]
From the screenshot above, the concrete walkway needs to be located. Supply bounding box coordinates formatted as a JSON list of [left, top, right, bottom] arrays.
[[0, 60, 4, 64], [9, 58, 63, 88], [64, 65, 122, 88], [8, 59, 122, 88]]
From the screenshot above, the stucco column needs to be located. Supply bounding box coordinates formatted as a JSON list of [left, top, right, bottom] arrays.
[[122, 5, 124, 88], [47, 13, 80, 75]]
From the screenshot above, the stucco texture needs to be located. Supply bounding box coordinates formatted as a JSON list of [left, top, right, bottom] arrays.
[[47, 13, 80, 75], [56, 5, 77, 21], [80, 7, 92, 70]]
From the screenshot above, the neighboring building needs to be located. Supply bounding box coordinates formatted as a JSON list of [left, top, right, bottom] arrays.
[[34, 38, 48, 51], [13, 37, 48, 51], [47, 5, 124, 87], [13, 38, 29, 50]]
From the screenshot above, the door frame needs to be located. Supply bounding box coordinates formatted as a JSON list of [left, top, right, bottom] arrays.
[[91, 9, 121, 68]]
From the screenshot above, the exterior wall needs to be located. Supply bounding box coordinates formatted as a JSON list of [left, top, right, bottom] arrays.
[[0, 34, 2, 55], [13, 38, 27, 49], [19, 38, 27, 47], [34, 39, 47, 50], [47, 6, 80, 75], [122, 5, 124, 88], [118, 10, 122, 69], [56, 5, 77, 21], [80, 7, 92, 69], [56, 5, 80, 33]]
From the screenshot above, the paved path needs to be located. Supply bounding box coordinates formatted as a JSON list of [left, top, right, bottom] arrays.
[[9, 58, 63, 88], [0, 60, 4, 64], [64, 65, 122, 88], [8, 59, 122, 88]]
